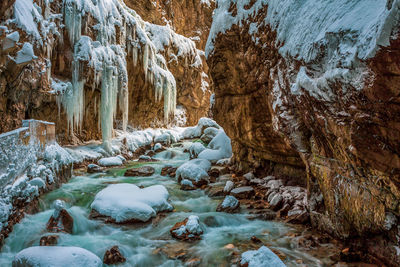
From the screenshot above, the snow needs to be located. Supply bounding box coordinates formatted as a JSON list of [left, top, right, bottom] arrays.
[[221, 195, 239, 208], [176, 159, 211, 184], [189, 142, 206, 158], [172, 215, 203, 237], [153, 143, 162, 151], [91, 183, 173, 223], [13, 0, 42, 40], [182, 117, 220, 138], [98, 156, 123, 167], [15, 43, 37, 64], [206, 0, 400, 61], [198, 129, 232, 163], [240, 246, 286, 267], [13, 246, 102, 267], [224, 180, 234, 193], [7, 31, 20, 42]]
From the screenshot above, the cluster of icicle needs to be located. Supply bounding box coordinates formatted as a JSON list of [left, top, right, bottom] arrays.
[[58, 0, 177, 152]]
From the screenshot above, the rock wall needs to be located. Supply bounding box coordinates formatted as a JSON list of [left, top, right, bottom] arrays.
[[207, 0, 400, 264], [0, 0, 213, 144]]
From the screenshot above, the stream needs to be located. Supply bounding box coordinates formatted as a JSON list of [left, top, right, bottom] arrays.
[[0, 141, 329, 266]]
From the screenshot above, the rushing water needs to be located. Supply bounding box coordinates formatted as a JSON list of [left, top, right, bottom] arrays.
[[0, 142, 328, 266]]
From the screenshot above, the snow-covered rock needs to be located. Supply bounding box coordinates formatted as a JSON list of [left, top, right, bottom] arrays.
[[154, 133, 171, 146], [180, 179, 195, 191], [170, 215, 203, 241], [182, 117, 220, 138], [189, 142, 206, 159], [98, 156, 123, 167], [153, 143, 163, 152], [217, 195, 240, 213], [240, 246, 285, 267], [176, 159, 211, 187], [224, 180, 234, 193], [13, 246, 102, 267], [91, 183, 173, 223], [197, 130, 232, 163], [200, 127, 219, 144]]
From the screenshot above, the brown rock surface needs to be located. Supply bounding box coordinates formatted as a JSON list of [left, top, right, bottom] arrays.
[[46, 209, 74, 234], [103, 246, 126, 265], [124, 166, 155, 177], [207, 1, 400, 265]]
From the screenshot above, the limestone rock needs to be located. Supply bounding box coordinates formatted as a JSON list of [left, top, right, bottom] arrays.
[[230, 186, 254, 199], [124, 166, 155, 177], [103, 246, 126, 265]]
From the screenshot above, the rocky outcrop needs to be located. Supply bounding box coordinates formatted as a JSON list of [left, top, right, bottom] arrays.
[[0, 0, 212, 144], [207, 1, 400, 265]]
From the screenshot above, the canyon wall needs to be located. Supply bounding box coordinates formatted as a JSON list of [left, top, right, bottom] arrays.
[[0, 0, 213, 144], [207, 0, 400, 264]]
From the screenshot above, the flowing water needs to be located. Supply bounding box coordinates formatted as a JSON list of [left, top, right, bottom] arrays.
[[0, 141, 330, 266]]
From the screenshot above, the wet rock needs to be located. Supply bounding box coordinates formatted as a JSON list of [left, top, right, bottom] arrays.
[[161, 166, 177, 177], [251, 236, 262, 244], [87, 164, 103, 173], [243, 172, 255, 181], [146, 150, 156, 157], [285, 209, 309, 224], [185, 258, 201, 267], [124, 166, 155, 177], [155, 243, 190, 261], [206, 184, 225, 197], [138, 155, 157, 162], [203, 216, 219, 227], [153, 143, 164, 152], [247, 210, 276, 221], [216, 195, 240, 213], [231, 186, 254, 199], [46, 200, 73, 234], [269, 194, 283, 211], [208, 168, 220, 180], [103, 246, 126, 265], [170, 215, 203, 241], [39, 235, 59, 246], [224, 180, 234, 193], [180, 179, 196, 191]]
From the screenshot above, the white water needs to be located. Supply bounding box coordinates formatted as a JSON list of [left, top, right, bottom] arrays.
[[0, 142, 326, 266]]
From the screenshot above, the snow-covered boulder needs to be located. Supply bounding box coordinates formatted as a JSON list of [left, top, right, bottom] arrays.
[[217, 195, 240, 213], [240, 246, 285, 267], [13, 246, 102, 267], [182, 117, 220, 138], [189, 142, 206, 159], [154, 133, 171, 146], [200, 127, 219, 144], [91, 184, 173, 223], [170, 215, 203, 241], [223, 180, 234, 193], [87, 164, 103, 173], [153, 143, 163, 152], [98, 156, 123, 167], [180, 179, 195, 191], [176, 159, 211, 187], [197, 130, 232, 163]]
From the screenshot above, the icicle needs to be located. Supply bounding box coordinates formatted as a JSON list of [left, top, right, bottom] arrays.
[[143, 44, 149, 80]]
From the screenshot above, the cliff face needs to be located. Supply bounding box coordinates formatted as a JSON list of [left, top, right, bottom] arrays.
[[0, 0, 213, 144], [207, 0, 400, 263]]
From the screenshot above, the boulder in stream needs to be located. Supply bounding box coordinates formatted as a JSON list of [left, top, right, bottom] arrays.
[[39, 235, 59, 246], [230, 186, 254, 199], [87, 164, 103, 173], [216, 195, 240, 213], [103, 246, 126, 265], [91, 183, 173, 223], [98, 156, 123, 167], [176, 159, 211, 187], [170, 215, 203, 242], [13, 246, 102, 267], [161, 166, 177, 177], [124, 166, 155, 177], [240, 246, 285, 267], [46, 200, 73, 234]]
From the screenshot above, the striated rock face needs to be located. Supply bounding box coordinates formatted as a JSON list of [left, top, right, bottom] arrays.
[[207, 0, 400, 264], [0, 0, 212, 144]]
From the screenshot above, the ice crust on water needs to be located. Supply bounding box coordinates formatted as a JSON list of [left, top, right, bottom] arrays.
[[91, 183, 173, 223], [13, 246, 102, 267]]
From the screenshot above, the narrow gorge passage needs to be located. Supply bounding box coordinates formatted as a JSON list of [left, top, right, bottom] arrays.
[[0, 141, 333, 266]]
